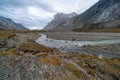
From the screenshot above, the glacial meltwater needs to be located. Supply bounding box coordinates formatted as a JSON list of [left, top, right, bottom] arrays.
[[36, 34, 120, 58]]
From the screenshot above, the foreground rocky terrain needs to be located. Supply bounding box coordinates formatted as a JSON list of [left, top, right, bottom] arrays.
[[0, 30, 120, 80]]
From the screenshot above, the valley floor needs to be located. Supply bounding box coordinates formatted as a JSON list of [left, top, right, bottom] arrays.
[[46, 31, 120, 41], [0, 30, 120, 80], [45, 31, 120, 57]]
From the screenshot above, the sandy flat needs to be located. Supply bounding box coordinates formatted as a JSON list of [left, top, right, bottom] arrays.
[[45, 31, 120, 41]]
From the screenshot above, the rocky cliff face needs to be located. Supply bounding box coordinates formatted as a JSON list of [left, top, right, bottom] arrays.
[[44, 0, 120, 31], [81, 0, 120, 30], [44, 12, 77, 30], [0, 17, 28, 30]]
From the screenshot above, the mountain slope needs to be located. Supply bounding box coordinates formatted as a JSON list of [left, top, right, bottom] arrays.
[[44, 0, 120, 31], [81, 0, 120, 30], [44, 12, 77, 30], [0, 17, 28, 30]]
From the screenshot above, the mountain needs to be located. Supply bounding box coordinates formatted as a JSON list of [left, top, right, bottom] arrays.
[[44, 0, 120, 31], [0, 17, 28, 30], [44, 12, 78, 30], [80, 0, 120, 30]]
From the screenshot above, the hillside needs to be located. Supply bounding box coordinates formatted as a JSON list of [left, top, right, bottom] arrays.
[[0, 17, 28, 30]]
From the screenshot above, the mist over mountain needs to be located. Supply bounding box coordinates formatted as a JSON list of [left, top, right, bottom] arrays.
[[44, 0, 120, 31]]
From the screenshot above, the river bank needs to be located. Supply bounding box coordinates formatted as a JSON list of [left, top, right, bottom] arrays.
[[36, 34, 120, 58]]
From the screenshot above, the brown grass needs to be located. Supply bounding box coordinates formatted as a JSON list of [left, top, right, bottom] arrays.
[[79, 54, 97, 59], [18, 42, 53, 52], [36, 53, 48, 57], [0, 30, 46, 33], [68, 54, 97, 59], [41, 57, 49, 63], [86, 28, 120, 33], [0, 33, 12, 40], [76, 61, 96, 75], [49, 58, 61, 66], [66, 63, 84, 78], [0, 49, 16, 57], [73, 28, 120, 33]]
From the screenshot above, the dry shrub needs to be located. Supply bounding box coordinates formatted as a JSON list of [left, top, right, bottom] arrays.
[[18, 42, 53, 52], [68, 54, 97, 59], [41, 57, 49, 63], [73, 28, 120, 33], [0, 33, 12, 40], [76, 61, 96, 75], [36, 53, 48, 57], [0, 49, 16, 57], [6, 49, 16, 55], [86, 28, 120, 33], [68, 54, 80, 59], [8, 30, 46, 33], [66, 63, 84, 78], [79, 54, 93, 58], [0, 52, 5, 56], [66, 63, 77, 70], [49, 58, 61, 66]]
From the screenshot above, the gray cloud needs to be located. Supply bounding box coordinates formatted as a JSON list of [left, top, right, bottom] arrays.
[[0, 0, 55, 29], [0, 0, 23, 7], [0, 0, 55, 13], [0, 0, 99, 30], [31, 0, 55, 13]]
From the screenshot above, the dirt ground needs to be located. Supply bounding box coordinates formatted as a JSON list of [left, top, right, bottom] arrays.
[[45, 31, 120, 41]]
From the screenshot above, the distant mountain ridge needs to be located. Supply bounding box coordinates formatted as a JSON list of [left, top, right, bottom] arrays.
[[44, 12, 78, 30], [0, 17, 28, 30], [44, 0, 120, 31]]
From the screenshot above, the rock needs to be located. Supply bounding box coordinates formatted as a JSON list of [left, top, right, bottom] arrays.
[[98, 55, 105, 60]]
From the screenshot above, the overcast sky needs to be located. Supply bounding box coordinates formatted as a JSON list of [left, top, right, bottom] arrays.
[[0, 0, 99, 30]]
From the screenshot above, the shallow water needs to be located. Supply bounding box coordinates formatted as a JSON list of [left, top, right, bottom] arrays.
[[36, 34, 120, 57]]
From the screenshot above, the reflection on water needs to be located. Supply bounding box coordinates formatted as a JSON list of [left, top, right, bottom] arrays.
[[36, 34, 120, 57]]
